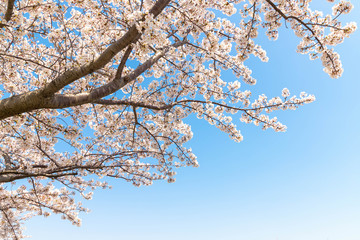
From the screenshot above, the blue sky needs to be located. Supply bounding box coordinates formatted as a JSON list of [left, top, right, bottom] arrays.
[[25, 2, 360, 239]]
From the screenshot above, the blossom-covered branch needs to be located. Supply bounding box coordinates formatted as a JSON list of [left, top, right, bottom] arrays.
[[0, 0, 355, 238]]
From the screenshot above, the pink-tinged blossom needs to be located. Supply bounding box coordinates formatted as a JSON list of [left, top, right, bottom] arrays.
[[332, 1, 353, 16]]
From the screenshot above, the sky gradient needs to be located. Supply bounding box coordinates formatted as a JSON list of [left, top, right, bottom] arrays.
[[25, 2, 360, 239]]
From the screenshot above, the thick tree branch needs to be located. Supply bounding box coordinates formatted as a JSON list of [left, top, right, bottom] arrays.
[[0, 171, 78, 183], [115, 46, 133, 80], [0, 0, 172, 120], [4, 0, 16, 22], [0, 160, 164, 183], [41, 40, 185, 109], [39, 0, 171, 98]]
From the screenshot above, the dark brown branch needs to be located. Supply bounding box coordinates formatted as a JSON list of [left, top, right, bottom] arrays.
[[264, 0, 324, 49], [4, 0, 16, 22], [0, 53, 58, 72], [115, 46, 133, 80], [0, 171, 78, 183], [264, 0, 338, 73], [93, 99, 172, 110]]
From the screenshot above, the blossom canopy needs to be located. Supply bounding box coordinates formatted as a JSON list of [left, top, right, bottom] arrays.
[[0, 0, 355, 238]]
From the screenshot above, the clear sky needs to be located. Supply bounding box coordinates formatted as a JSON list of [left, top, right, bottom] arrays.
[[25, 2, 360, 240]]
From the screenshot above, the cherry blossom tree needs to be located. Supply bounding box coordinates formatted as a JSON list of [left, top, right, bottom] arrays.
[[0, 0, 356, 238]]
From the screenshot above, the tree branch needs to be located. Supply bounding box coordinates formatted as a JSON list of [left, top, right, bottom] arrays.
[[115, 45, 133, 80], [40, 40, 186, 109], [0, 0, 172, 120], [4, 0, 16, 22], [39, 0, 171, 98], [0, 171, 78, 183], [93, 99, 172, 110]]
